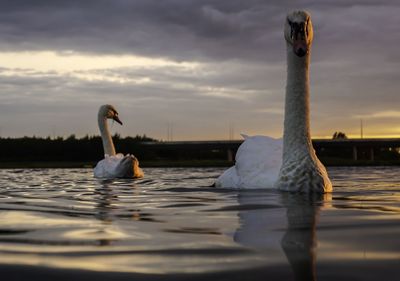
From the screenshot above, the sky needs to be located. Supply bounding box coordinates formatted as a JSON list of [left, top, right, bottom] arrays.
[[0, 0, 399, 140]]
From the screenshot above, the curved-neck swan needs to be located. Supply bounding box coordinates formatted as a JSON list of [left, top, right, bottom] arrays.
[[94, 104, 144, 179], [215, 11, 332, 193]]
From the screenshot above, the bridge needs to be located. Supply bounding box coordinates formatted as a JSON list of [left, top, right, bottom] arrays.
[[142, 138, 400, 162], [312, 138, 400, 161]]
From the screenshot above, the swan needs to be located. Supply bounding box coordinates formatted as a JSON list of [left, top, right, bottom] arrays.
[[215, 11, 332, 193], [93, 104, 144, 179]]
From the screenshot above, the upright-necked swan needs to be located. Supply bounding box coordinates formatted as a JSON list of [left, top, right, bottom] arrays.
[[94, 104, 144, 179], [215, 11, 332, 193]]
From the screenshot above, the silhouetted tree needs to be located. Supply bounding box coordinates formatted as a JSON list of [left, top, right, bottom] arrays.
[[332, 131, 348, 140], [0, 134, 158, 162]]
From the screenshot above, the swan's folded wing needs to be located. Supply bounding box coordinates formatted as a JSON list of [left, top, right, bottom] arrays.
[[117, 154, 144, 178], [94, 154, 143, 178], [94, 154, 122, 178], [235, 136, 283, 189], [215, 135, 283, 189], [215, 166, 240, 188]]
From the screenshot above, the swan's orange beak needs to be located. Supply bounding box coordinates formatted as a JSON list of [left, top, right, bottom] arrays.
[[113, 115, 123, 125], [293, 39, 308, 57]]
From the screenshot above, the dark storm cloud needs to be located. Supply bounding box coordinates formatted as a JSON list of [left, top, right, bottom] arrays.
[[0, 0, 399, 62], [0, 0, 399, 68], [2, 0, 397, 62], [0, 0, 275, 61]]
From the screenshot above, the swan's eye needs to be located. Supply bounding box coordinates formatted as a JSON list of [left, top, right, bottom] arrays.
[[108, 110, 116, 117]]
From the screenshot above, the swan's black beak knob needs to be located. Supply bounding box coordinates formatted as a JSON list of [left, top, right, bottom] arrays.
[[113, 115, 123, 125], [293, 40, 308, 57], [294, 47, 307, 57]]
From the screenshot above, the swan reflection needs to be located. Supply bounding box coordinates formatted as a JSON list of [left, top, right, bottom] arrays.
[[234, 191, 331, 281], [95, 179, 114, 223], [280, 193, 324, 281], [91, 179, 135, 246]]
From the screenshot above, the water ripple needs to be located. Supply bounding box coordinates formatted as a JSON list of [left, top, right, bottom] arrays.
[[0, 166, 399, 278]]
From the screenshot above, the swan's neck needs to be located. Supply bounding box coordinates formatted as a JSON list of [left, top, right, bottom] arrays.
[[282, 45, 313, 161], [98, 115, 116, 156]]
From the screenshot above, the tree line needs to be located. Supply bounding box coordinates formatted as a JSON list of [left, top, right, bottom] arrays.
[[0, 134, 157, 163]]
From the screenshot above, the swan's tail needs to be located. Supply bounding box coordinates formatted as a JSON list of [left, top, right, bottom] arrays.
[[240, 133, 249, 140]]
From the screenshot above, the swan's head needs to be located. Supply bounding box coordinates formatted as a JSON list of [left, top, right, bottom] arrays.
[[99, 104, 123, 125], [284, 10, 313, 57]]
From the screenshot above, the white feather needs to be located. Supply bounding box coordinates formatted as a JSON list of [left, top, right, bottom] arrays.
[[215, 136, 282, 189]]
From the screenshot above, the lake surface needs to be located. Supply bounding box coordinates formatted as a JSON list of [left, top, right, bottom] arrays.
[[0, 167, 399, 280]]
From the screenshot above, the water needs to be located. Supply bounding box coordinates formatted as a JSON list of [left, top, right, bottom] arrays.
[[0, 167, 399, 280]]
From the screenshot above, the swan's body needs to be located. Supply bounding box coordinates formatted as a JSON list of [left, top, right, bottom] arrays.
[[217, 135, 282, 189], [94, 104, 144, 179], [216, 11, 332, 193]]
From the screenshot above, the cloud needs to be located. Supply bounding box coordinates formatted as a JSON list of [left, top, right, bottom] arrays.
[[0, 56, 285, 139], [0, 1, 398, 61], [354, 111, 400, 119], [0, 1, 399, 139]]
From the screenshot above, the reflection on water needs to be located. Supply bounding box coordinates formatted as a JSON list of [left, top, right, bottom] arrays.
[[0, 167, 399, 280], [280, 193, 321, 281], [234, 192, 330, 281]]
